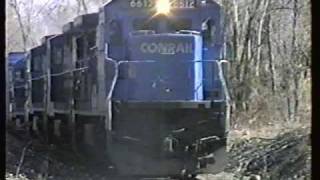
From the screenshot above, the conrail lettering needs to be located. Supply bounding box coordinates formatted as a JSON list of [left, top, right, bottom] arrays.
[[140, 42, 193, 54]]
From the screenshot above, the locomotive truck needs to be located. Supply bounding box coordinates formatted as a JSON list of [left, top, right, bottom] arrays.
[[7, 0, 230, 178]]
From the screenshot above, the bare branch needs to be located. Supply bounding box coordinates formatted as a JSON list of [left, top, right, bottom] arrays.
[[15, 141, 32, 177]]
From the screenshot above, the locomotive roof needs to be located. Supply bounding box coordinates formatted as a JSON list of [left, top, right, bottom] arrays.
[[30, 44, 46, 56], [62, 22, 74, 34], [50, 34, 65, 44], [74, 13, 98, 27], [41, 34, 57, 45], [61, 13, 98, 34]]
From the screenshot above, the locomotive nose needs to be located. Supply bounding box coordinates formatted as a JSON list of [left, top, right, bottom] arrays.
[[114, 32, 203, 101]]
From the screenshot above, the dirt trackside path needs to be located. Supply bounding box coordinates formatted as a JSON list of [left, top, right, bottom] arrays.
[[226, 127, 311, 179], [6, 127, 311, 180]]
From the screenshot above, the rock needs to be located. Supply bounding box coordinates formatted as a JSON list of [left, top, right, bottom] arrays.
[[227, 128, 311, 180], [197, 172, 235, 180]]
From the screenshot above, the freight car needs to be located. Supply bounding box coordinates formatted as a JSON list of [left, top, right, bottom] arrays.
[[7, 0, 231, 178]]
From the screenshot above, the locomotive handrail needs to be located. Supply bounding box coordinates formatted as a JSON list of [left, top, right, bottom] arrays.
[[216, 60, 231, 133], [104, 58, 231, 133], [50, 67, 88, 77], [104, 58, 165, 100], [28, 66, 89, 81], [104, 58, 230, 100], [194, 82, 203, 93], [13, 85, 27, 89], [104, 58, 120, 100], [30, 75, 46, 81], [11, 67, 89, 90]]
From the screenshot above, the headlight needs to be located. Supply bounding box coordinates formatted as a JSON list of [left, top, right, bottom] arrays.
[[156, 0, 171, 14]]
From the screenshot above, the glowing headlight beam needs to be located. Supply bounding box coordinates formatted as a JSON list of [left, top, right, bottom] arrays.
[[156, 0, 171, 14]]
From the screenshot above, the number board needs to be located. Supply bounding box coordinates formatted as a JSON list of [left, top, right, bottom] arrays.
[[129, 0, 196, 9]]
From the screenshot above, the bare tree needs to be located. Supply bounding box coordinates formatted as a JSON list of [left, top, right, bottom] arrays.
[[8, 0, 28, 52], [76, 0, 88, 15], [255, 0, 270, 77], [221, 0, 310, 128]]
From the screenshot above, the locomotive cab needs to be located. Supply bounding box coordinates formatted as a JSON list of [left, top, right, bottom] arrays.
[[100, 0, 229, 177]]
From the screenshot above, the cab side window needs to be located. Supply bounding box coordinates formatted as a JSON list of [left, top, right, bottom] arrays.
[[133, 19, 157, 31], [108, 20, 123, 45]]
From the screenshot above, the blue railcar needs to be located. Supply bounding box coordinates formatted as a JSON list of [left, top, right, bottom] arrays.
[[101, 0, 229, 176], [30, 45, 46, 109], [50, 34, 69, 109], [8, 52, 27, 113], [72, 13, 99, 111]]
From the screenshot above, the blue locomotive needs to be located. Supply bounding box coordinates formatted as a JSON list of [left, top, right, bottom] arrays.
[[7, 0, 230, 178]]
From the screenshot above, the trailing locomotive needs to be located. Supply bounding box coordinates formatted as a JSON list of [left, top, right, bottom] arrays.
[[7, 0, 230, 178]]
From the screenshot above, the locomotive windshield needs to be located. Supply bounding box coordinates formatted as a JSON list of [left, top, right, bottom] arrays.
[[132, 18, 192, 32], [133, 18, 158, 31], [168, 18, 192, 31]]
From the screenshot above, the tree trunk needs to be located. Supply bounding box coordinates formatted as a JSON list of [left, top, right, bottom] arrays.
[[291, 0, 299, 121], [9, 0, 28, 52], [266, 14, 276, 94], [255, 0, 270, 77], [81, 0, 88, 14], [77, 0, 88, 15], [232, 0, 240, 61]]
